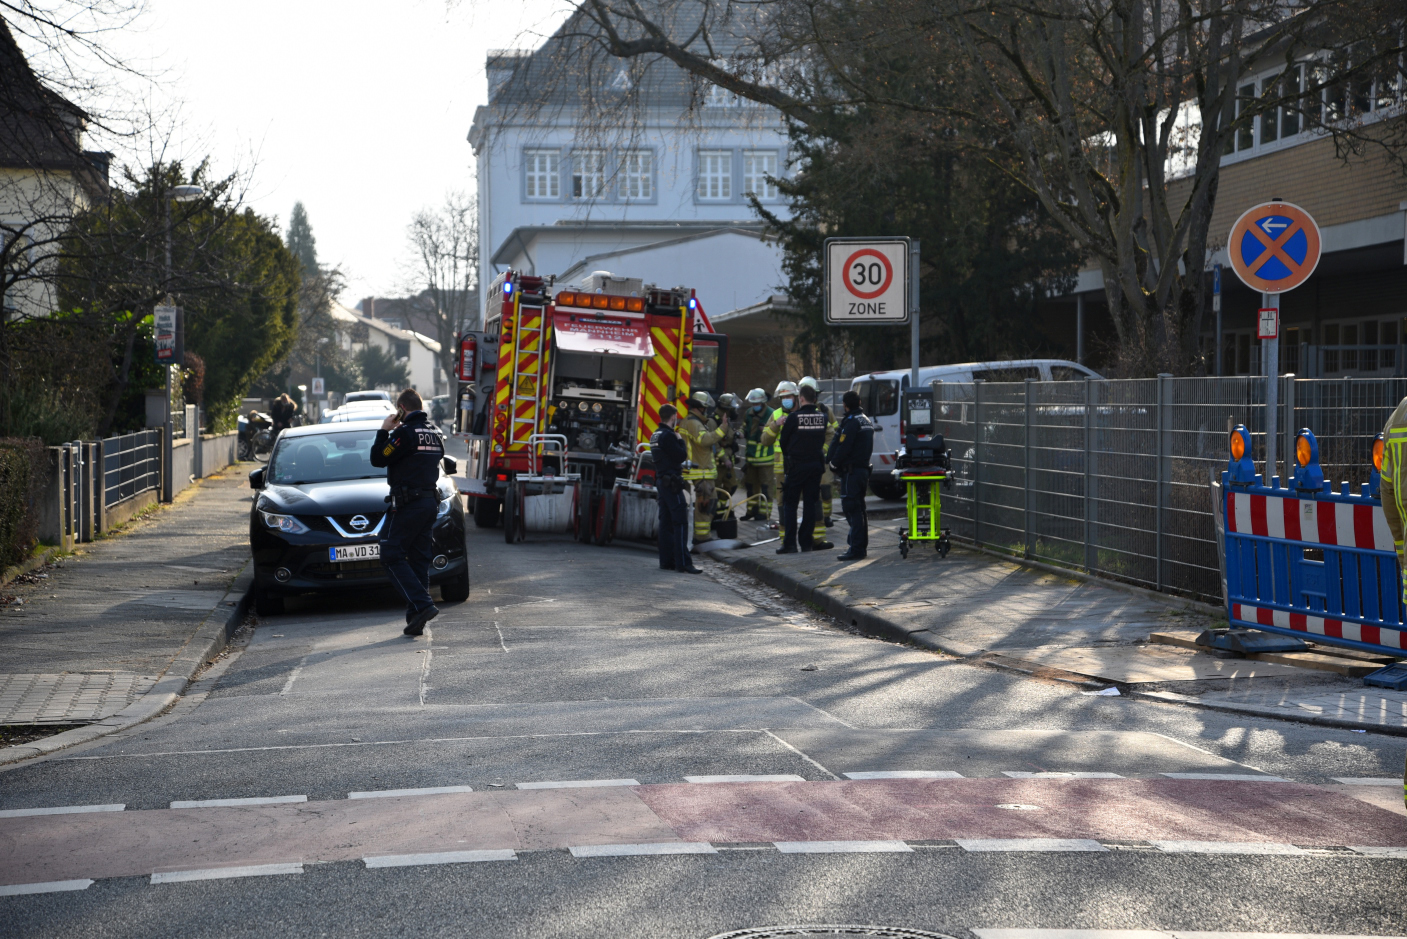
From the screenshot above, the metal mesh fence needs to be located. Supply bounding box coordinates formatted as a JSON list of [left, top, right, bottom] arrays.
[[929, 376, 1401, 604], [102, 429, 161, 508]]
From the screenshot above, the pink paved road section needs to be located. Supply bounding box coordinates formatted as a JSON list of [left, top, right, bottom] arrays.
[[2, 779, 1404, 886]]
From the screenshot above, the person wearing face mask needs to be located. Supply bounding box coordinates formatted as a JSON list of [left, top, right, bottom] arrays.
[[761, 380, 799, 534], [741, 388, 774, 520], [649, 404, 700, 574], [777, 383, 828, 553]]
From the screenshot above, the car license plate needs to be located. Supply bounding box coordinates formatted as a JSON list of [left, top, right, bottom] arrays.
[[329, 543, 380, 562]]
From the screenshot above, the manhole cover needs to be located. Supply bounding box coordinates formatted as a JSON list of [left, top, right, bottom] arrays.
[[707, 928, 958, 939]]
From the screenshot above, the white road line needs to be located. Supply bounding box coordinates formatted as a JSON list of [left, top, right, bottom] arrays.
[[684, 774, 806, 784], [1332, 777, 1403, 786], [0, 879, 94, 896], [844, 771, 964, 780], [363, 849, 516, 868], [279, 656, 308, 696], [151, 863, 303, 884], [515, 779, 640, 790], [1160, 773, 1291, 782], [958, 838, 1108, 853], [492, 621, 508, 652], [1001, 772, 1124, 779], [0, 804, 124, 818], [1350, 846, 1407, 858], [773, 840, 913, 854], [569, 843, 717, 858], [1151, 840, 1305, 855], [169, 795, 307, 809], [348, 786, 475, 800], [761, 729, 840, 780]]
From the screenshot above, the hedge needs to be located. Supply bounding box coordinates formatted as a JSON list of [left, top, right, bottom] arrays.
[[0, 437, 45, 571]]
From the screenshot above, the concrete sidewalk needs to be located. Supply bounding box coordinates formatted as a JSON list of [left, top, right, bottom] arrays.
[[0, 467, 254, 762], [709, 514, 1407, 735]]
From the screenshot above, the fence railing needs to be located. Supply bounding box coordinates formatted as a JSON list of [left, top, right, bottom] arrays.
[[102, 428, 162, 509], [931, 376, 1407, 605]]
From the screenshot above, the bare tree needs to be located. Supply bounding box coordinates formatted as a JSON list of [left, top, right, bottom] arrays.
[[402, 191, 479, 391], [558, 0, 1407, 373]]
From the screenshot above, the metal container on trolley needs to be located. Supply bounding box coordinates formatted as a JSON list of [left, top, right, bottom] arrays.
[[893, 385, 952, 559]]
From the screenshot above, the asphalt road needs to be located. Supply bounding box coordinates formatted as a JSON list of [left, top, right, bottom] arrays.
[[2, 513, 1405, 938]]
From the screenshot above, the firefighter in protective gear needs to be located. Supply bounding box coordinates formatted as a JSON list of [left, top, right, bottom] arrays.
[[680, 391, 728, 543], [798, 376, 837, 550], [714, 393, 744, 524], [1378, 398, 1407, 602], [742, 388, 775, 520]]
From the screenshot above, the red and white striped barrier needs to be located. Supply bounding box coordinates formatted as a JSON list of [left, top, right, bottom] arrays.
[[1224, 489, 1392, 552], [1231, 601, 1407, 650]]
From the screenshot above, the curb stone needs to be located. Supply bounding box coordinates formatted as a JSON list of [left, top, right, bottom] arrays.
[[0, 560, 254, 766], [709, 545, 1401, 736], [0, 545, 65, 590]]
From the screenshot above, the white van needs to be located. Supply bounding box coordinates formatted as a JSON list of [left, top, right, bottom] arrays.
[[849, 359, 1103, 498]]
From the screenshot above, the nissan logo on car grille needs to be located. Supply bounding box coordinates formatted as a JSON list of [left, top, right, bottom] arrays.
[[349, 515, 369, 531]]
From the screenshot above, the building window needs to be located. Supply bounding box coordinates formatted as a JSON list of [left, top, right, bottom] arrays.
[[524, 149, 559, 200], [742, 150, 778, 200], [697, 150, 732, 201], [572, 150, 606, 199], [619, 150, 653, 200]]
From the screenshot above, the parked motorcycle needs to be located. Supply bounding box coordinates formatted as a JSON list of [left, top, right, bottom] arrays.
[[238, 411, 275, 462]]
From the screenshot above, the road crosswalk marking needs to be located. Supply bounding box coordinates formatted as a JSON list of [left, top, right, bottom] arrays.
[[569, 843, 717, 857], [348, 786, 474, 799], [957, 838, 1107, 853], [0, 804, 124, 818], [150, 863, 303, 884], [363, 850, 516, 867]]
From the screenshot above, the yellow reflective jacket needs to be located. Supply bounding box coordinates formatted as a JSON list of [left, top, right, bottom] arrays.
[[679, 412, 726, 479], [761, 406, 791, 473], [1379, 396, 1407, 572]]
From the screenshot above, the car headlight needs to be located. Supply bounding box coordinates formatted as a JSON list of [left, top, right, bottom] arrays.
[[260, 510, 310, 534], [436, 493, 454, 521]]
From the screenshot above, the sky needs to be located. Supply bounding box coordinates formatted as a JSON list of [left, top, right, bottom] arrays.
[[92, 0, 573, 304]]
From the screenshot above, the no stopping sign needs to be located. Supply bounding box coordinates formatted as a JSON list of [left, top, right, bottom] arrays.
[[825, 238, 910, 324]]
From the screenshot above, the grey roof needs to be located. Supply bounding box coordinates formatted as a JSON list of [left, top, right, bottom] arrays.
[[490, 218, 765, 267]]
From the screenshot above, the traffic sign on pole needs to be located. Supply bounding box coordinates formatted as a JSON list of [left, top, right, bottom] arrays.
[[824, 238, 911, 325], [1227, 202, 1321, 294]]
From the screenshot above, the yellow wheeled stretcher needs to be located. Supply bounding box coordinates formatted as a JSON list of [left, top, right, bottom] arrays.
[[896, 467, 951, 559]]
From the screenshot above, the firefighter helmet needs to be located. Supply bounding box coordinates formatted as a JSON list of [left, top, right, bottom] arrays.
[[774, 380, 799, 397], [746, 388, 768, 405], [689, 390, 715, 410], [798, 376, 819, 393], [718, 393, 741, 411]]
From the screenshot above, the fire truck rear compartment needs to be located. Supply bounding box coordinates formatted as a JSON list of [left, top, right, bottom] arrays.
[[547, 351, 640, 457]]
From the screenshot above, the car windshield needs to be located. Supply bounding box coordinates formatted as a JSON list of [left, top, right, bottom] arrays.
[[268, 429, 386, 485]]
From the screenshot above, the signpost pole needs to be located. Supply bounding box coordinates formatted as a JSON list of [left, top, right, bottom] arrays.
[[1263, 293, 1279, 480], [1213, 264, 1222, 377], [909, 240, 920, 387]]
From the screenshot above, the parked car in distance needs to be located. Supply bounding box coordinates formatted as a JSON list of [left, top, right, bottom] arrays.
[[851, 359, 1104, 498], [342, 390, 393, 405], [247, 420, 469, 615], [328, 400, 396, 423]]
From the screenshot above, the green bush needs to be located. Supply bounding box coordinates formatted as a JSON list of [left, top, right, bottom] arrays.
[[0, 438, 44, 570]]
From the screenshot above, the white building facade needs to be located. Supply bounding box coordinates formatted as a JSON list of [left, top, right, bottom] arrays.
[[468, 38, 792, 322]]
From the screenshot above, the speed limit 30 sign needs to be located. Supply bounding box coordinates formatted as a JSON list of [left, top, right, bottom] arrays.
[[824, 238, 911, 325]]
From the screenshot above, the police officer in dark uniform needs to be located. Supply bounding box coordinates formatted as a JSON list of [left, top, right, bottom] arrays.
[[649, 404, 701, 574], [827, 390, 875, 561], [777, 384, 828, 554], [370, 388, 446, 636]]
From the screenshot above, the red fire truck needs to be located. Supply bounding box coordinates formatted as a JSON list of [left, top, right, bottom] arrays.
[[454, 270, 726, 544]]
